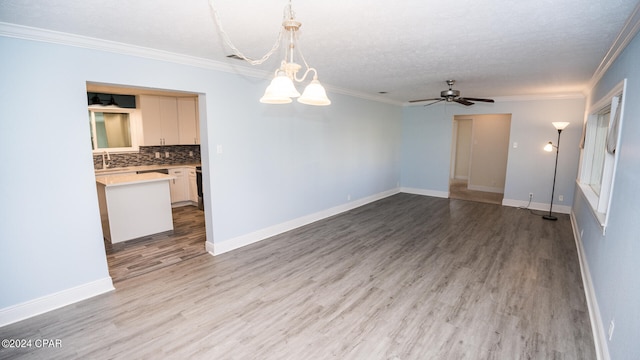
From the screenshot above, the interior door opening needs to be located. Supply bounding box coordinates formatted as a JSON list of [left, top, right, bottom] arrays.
[[449, 114, 511, 205], [87, 82, 209, 284]]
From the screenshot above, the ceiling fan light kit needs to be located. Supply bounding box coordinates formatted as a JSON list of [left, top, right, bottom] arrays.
[[210, 0, 330, 106], [410, 80, 494, 106]]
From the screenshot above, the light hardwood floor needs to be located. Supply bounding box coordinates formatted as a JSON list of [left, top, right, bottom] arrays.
[[0, 194, 594, 359]]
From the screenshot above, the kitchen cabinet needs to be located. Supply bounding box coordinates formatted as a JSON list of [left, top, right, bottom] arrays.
[[169, 168, 189, 204], [178, 97, 199, 145], [188, 167, 198, 203], [139, 95, 179, 146], [140, 95, 199, 146]]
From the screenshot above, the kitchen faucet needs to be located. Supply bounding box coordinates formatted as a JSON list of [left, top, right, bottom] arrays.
[[102, 151, 111, 169]]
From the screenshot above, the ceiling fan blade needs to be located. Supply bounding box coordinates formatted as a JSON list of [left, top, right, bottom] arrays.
[[461, 97, 494, 103], [454, 98, 474, 106], [422, 99, 445, 107], [409, 97, 443, 103]]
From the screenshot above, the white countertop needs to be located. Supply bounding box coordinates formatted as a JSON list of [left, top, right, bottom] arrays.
[[96, 172, 175, 187], [95, 163, 200, 175]]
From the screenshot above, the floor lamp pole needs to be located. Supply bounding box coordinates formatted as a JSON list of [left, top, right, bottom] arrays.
[[543, 129, 562, 221]]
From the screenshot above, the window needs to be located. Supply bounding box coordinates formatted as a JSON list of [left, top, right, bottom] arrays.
[[89, 107, 140, 153], [587, 107, 609, 196], [578, 79, 626, 232]]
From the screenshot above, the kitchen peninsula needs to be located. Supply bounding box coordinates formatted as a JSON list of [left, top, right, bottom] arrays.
[[96, 172, 174, 244]]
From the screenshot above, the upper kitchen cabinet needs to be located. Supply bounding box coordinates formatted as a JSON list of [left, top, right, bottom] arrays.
[[140, 95, 179, 146], [139, 95, 199, 146], [177, 97, 199, 145]]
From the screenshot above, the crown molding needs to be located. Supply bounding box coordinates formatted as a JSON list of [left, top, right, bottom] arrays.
[[492, 93, 585, 102], [589, 2, 640, 89], [0, 22, 268, 78], [0, 22, 399, 106]]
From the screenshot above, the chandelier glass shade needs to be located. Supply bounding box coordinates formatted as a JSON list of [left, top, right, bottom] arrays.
[[260, 70, 300, 104], [298, 79, 331, 106]]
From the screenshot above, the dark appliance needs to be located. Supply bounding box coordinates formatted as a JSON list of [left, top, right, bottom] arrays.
[[196, 166, 203, 210]]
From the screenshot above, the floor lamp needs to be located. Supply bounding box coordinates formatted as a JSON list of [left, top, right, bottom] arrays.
[[542, 122, 569, 221]]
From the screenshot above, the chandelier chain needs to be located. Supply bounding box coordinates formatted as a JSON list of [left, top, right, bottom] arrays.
[[208, 0, 285, 65]]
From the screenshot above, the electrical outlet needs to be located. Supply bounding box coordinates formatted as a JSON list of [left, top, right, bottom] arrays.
[[189, 151, 193, 157], [559, 195, 564, 201], [347, 194, 351, 201], [165, 152, 170, 158], [155, 152, 160, 159], [529, 193, 533, 199]]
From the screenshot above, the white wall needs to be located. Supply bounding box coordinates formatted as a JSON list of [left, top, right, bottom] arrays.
[[0, 34, 401, 322], [401, 97, 585, 211]]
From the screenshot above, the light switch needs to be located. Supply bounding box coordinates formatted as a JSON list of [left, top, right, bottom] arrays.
[[216, 144, 223, 154], [513, 142, 518, 148]]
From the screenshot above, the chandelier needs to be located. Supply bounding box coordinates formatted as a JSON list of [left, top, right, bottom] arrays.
[[210, 0, 331, 106]]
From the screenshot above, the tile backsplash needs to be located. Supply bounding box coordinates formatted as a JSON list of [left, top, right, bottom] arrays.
[[93, 145, 201, 170]]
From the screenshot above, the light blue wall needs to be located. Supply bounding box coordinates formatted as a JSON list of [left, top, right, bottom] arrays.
[[573, 30, 640, 359], [209, 94, 401, 242], [0, 36, 401, 309], [401, 97, 585, 207]]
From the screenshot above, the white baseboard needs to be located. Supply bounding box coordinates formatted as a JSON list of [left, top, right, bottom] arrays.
[[502, 198, 572, 214], [210, 189, 401, 255], [570, 212, 610, 360], [0, 277, 114, 327], [400, 187, 449, 199]]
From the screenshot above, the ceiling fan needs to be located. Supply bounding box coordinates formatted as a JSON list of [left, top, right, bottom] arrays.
[[409, 80, 495, 106]]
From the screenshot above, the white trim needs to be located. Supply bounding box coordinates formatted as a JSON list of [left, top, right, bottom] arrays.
[[210, 189, 400, 255], [579, 79, 627, 235], [0, 277, 114, 327], [400, 187, 449, 199], [0, 22, 263, 76], [502, 198, 572, 214], [589, 2, 640, 90], [0, 22, 400, 106], [570, 212, 610, 360], [492, 93, 586, 102]]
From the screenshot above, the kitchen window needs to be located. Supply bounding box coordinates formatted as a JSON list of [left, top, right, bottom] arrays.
[[578, 79, 626, 232], [89, 107, 141, 153]]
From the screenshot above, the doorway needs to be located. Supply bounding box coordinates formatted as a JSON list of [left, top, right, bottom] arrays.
[[449, 114, 511, 205], [87, 82, 209, 283]]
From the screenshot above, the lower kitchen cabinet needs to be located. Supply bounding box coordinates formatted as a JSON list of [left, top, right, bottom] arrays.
[[169, 166, 199, 206], [169, 168, 189, 204]]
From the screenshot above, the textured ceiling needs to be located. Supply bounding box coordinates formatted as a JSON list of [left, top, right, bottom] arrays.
[[1, 0, 638, 103]]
